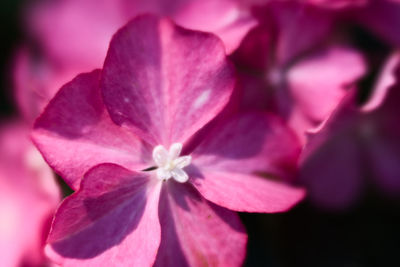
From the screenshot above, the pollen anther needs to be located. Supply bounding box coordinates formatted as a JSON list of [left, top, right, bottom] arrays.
[[152, 143, 191, 183]]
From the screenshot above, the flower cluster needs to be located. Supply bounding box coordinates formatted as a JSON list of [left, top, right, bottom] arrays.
[[0, 0, 399, 266]]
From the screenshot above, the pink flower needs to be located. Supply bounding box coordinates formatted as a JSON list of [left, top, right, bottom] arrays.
[[299, 53, 400, 209], [0, 121, 60, 267], [32, 15, 305, 266], [15, 0, 256, 122], [233, 0, 366, 142]]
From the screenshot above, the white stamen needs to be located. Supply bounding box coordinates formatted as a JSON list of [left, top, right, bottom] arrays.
[[152, 143, 191, 183], [171, 168, 188, 183], [152, 145, 168, 166], [168, 143, 182, 161]]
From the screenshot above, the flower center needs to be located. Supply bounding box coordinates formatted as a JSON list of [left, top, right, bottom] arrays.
[[152, 143, 191, 183]]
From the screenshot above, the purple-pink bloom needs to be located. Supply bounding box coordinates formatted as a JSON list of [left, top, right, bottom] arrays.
[[299, 53, 400, 209], [32, 15, 305, 266], [233, 1, 366, 142], [0, 121, 60, 267]]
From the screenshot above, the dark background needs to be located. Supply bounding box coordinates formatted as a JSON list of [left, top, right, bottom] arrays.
[[0, 0, 23, 118], [1, 1, 399, 266]]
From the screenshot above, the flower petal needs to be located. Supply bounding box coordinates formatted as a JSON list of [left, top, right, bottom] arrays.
[[191, 170, 305, 213], [190, 112, 305, 212], [32, 70, 149, 190], [154, 182, 247, 267], [101, 15, 235, 146], [46, 163, 162, 266], [363, 59, 400, 195], [285, 46, 366, 142], [300, 131, 364, 210], [300, 56, 400, 210], [171, 0, 257, 53], [299, 90, 366, 210], [287, 46, 366, 122], [366, 132, 400, 195], [362, 52, 400, 112], [192, 112, 301, 179], [288, 47, 366, 121], [123, 0, 256, 54], [254, 1, 335, 66], [168, 143, 182, 161]]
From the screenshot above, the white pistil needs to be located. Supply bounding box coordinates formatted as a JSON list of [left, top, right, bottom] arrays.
[[152, 143, 191, 183]]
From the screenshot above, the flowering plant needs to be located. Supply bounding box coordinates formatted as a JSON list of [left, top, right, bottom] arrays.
[[32, 15, 304, 266], [1, 0, 399, 266]]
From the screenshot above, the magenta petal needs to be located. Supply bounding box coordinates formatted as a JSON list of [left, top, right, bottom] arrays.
[[287, 46, 366, 122], [362, 53, 400, 112], [300, 54, 400, 209], [46, 164, 161, 266], [209, 12, 257, 54], [284, 47, 365, 143], [192, 170, 305, 213], [301, 132, 364, 209], [193, 112, 301, 179], [32, 70, 149, 190], [101, 15, 235, 146], [258, 1, 335, 66], [237, 72, 276, 112], [299, 91, 365, 209], [122, 0, 256, 54], [363, 58, 400, 194], [172, 0, 257, 53], [232, 24, 275, 71], [366, 132, 400, 194], [154, 182, 247, 267], [235, 2, 335, 69], [190, 112, 305, 212]]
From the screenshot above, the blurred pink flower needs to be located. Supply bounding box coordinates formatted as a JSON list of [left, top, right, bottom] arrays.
[[0, 121, 60, 267], [32, 15, 304, 266], [299, 52, 400, 209], [233, 0, 366, 142], [14, 0, 256, 122]]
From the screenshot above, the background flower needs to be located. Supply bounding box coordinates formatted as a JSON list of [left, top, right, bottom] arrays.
[[233, 0, 367, 142], [0, 121, 60, 267], [300, 53, 400, 209]]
